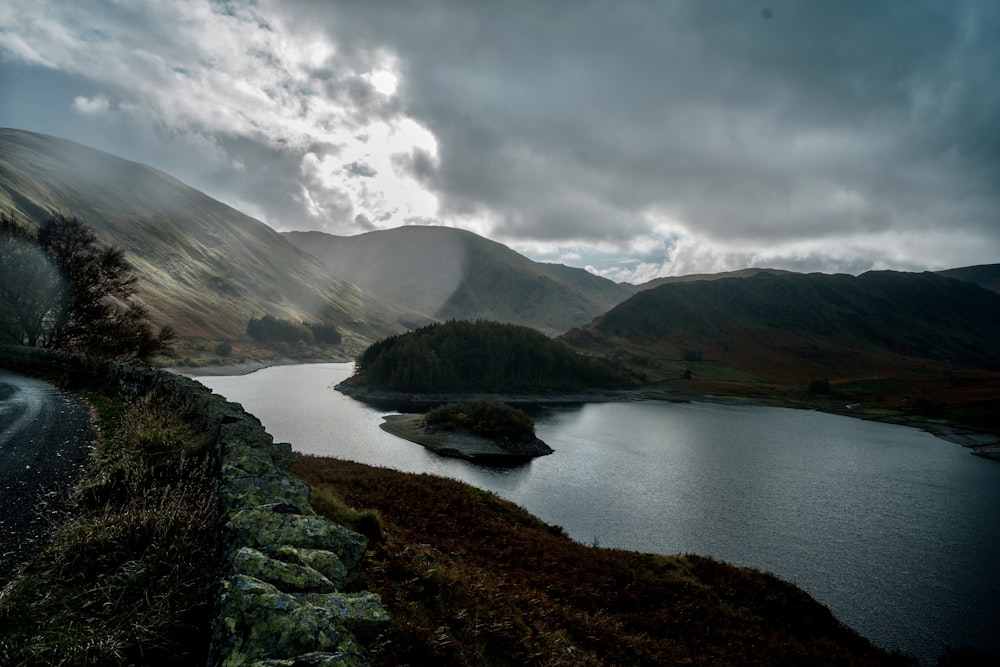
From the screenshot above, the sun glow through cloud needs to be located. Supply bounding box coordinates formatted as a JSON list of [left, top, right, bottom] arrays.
[[1, 0, 997, 279]]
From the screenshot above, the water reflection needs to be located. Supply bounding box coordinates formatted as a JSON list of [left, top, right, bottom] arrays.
[[193, 362, 1000, 664]]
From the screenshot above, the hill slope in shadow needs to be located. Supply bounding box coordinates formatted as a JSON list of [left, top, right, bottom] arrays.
[[564, 270, 1000, 431]]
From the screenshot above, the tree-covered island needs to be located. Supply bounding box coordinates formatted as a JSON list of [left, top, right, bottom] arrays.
[[337, 319, 623, 397], [341, 320, 619, 460]]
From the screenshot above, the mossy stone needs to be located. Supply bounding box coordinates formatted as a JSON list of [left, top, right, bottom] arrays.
[[232, 547, 337, 593], [226, 506, 368, 575], [213, 575, 367, 666], [219, 466, 314, 515], [271, 545, 348, 590]]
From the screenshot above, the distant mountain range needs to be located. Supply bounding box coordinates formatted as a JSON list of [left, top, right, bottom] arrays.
[[284, 227, 634, 335], [2, 127, 999, 413]]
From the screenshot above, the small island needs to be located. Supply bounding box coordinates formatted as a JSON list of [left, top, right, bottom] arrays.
[[337, 320, 626, 400], [380, 400, 553, 462]]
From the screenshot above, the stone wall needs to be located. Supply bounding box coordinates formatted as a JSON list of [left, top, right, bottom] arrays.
[[0, 346, 388, 666]]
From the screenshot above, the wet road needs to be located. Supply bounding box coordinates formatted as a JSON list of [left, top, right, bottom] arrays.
[[0, 368, 95, 585]]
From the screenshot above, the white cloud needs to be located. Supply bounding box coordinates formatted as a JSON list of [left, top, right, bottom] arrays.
[[72, 95, 110, 114], [1, 0, 446, 232]]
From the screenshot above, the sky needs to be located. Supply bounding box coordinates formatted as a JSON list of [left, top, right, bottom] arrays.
[[1, 1, 998, 282]]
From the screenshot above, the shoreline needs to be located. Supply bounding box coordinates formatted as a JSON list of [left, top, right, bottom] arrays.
[[164, 355, 354, 377], [340, 382, 1000, 462], [168, 359, 998, 462]]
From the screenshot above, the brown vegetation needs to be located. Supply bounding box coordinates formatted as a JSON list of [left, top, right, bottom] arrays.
[[292, 454, 906, 666], [563, 271, 1000, 439]]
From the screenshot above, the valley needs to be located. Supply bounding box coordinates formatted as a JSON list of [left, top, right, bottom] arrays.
[[3, 126, 999, 443]]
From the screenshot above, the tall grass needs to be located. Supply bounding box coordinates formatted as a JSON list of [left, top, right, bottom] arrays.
[[0, 390, 218, 666]]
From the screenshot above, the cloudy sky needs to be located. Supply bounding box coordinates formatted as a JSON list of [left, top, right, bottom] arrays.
[[1, 1, 998, 281]]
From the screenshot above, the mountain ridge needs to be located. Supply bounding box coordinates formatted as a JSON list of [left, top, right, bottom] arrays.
[[0, 128, 406, 352], [284, 226, 635, 335], [562, 269, 1000, 440], [4, 126, 998, 385]]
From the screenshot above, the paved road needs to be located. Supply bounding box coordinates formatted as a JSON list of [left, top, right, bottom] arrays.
[[0, 369, 95, 586]]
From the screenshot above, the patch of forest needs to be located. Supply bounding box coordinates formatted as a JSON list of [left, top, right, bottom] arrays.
[[345, 320, 619, 393]]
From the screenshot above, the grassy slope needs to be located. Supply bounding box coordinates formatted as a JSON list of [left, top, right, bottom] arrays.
[[937, 263, 1000, 294], [293, 454, 907, 667], [0, 128, 404, 351]]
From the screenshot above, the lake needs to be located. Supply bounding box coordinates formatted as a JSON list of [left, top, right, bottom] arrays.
[[194, 362, 1000, 664]]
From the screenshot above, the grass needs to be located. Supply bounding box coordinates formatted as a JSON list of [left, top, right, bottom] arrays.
[[380, 415, 453, 451], [0, 388, 218, 666], [293, 454, 910, 666]]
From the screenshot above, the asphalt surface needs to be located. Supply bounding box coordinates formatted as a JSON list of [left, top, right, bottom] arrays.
[[0, 369, 95, 587]]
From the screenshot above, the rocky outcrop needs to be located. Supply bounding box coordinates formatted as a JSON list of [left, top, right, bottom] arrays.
[[209, 410, 387, 666], [380, 414, 553, 462], [0, 345, 388, 666]]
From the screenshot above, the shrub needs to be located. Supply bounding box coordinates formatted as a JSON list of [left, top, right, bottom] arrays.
[[426, 400, 536, 443], [246, 314, 314, 344], [307, 322, 342, 345]]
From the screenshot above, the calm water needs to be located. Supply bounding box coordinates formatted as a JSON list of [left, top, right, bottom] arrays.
[[195, 362, 1000, 664]]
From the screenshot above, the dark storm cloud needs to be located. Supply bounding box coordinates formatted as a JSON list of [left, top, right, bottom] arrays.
[[2, 0, 998, 277], [277, 0, 1000, 270]]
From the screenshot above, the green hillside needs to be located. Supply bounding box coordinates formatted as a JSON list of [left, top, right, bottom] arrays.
[[0, 128, 405, 354], [570, 270, 1000, 371], [563, 270, 1000, 437], [630, 267, 794, 292]]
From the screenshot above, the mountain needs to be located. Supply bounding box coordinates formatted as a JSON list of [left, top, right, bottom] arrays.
[[631, 267, 794, 292], [937, 263, 1000, 294], [0, 128, 405, 351], [284, 226, 634, 335], [564, 270, 1000, 396]]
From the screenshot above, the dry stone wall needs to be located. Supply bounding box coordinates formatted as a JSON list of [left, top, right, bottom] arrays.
[[0, 346, 388, 666]]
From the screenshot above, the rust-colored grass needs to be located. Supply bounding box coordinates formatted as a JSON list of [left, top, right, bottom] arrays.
[[293, 454, 909, 666]]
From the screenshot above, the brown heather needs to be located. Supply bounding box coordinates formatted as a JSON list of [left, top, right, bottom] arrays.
[[293, 454, 909, 667]]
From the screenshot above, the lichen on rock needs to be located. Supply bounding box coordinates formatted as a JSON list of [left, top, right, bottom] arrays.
[[254, 652, 371, 667], [219, 466, 314, 516], [297, 591, 390, 639], [232, 547, 337, 593], [212, 575, 370, 666], [225, 505, 368, 575], [271, 545, 349, 590]]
